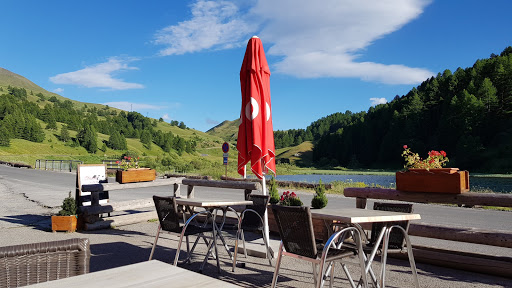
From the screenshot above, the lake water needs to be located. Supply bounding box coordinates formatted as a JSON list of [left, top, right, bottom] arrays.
[[273, 174, 512, 193]]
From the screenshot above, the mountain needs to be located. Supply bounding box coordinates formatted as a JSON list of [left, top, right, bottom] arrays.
[[206, 119, 239, 142]]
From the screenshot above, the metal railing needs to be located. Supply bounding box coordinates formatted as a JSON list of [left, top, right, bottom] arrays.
[[35, 159, 83, 172], [102, 159, 121, 169]]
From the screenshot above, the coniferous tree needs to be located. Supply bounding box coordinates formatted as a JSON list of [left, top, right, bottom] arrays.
[[140, 129, 152, 149], [60, 125, 70, 142], [0, 124, 11, 146], [77, 125, 98, 153]]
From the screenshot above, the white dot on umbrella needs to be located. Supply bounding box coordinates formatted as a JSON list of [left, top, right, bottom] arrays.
[[266, 102, 271, 121], [245, 97, 259, 120]]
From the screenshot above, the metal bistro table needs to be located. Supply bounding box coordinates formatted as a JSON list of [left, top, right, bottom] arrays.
[[175, 198, 253, 272], [311, 208, 421, 288], [25, 260, 241, 288]]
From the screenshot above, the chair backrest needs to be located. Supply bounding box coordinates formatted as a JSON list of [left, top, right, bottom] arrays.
[[0, 238, 90, 287], [370, 202, 414, 250], [271, 205, 317, 259], [153, 195, 182, 233], [242, 194, 270, 228]]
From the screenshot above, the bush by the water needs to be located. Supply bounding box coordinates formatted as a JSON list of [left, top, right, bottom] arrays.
[[269, 176, 280, 204], [311, 179, 328, 209]]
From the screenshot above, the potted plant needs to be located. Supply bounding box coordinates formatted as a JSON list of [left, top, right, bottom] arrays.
[[396, 145, 469, 193], [115, 156, 156, 184], [51, 192, 78, 232]]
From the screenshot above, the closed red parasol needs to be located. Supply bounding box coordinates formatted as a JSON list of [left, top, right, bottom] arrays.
[[237, 36, 276, 180]]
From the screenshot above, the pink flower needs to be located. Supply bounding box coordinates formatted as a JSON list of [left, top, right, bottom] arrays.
[[403, 145, 408, 149]]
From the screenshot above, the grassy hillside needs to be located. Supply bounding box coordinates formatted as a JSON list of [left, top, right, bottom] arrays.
[[206, 119, 239, 142], [0, 67, 118, 111], [276, 141, 314, 166]]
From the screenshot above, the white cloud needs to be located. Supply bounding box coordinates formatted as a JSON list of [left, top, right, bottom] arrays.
[[252, 0, 434, 84], [156, 0, 434, 85], [161, 113, 170, 120], [103, 101, 162, 111], [49, 57, 144, 90], [153, 0, 255, 55], [370, 97, 388, 106], [53, 88, 64, 94]]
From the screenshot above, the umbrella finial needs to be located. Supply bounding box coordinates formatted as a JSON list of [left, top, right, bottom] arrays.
[[252, 35, 259, 39]]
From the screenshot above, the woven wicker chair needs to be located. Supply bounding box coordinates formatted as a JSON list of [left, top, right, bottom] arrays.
[[231, 194, 272, 271], [149, 196, 216, 267], [0, 238, 90, 288], [271, 205, 367, 288]]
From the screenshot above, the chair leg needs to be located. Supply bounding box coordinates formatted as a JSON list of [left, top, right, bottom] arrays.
[[149, 225, 161, 260], [174, 230, 187, 266], [398, 226, 420, 288], [330, 263, 335, 288], [233, 227, 240, 272], [313, 262, 318, 287], [271, 242, 284, 288], [380, 227, 391, 288], [261, 229, 273, 266], [241, 230, 248, 258]]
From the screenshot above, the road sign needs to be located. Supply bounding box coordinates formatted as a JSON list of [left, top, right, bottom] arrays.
[[222, 142, 230, 153], [223, 157, 228, 165]]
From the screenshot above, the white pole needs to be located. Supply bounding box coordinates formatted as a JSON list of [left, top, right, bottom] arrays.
[[243, 165, 247, 179], [261, 175, 270, 247]]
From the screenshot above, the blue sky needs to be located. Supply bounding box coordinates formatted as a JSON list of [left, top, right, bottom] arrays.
[[1, 0, 510, 132]]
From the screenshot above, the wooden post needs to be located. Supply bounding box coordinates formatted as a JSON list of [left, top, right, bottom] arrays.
[[244, 189, 252, 200], [173, 183, 180, 197], [356, 197, 367, 209], [187, 185, 195, 198]]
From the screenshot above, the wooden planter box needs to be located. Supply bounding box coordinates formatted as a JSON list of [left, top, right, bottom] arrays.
[[266, 206, 330, 242], [116, 168, 156, 184], [51, 215, 77, 232], [396, 168, 469, 194]]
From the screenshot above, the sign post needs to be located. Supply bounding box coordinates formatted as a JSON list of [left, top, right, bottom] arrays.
[[222, 142, 229, 178]]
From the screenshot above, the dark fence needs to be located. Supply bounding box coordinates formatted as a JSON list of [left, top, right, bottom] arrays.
[[35, 159, 83, 172]]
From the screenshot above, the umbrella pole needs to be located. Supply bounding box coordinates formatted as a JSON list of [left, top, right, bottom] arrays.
[[261, 174, 270, 252]]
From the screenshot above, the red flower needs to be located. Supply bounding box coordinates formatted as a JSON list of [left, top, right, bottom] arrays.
[[403, 145, 408, 149], [440, 150, 446, 157], [116, 161, 120, 164], [291, 192, 296, 197]]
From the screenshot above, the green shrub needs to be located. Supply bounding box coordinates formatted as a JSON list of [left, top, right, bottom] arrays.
[[311, 179, 328, 209], [268, 176, 280, 204], [58, 191, 77, 216]]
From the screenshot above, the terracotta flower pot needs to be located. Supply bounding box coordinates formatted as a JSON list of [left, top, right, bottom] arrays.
[[396, 168, 469, 193], [116, 168, 156, 184]]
